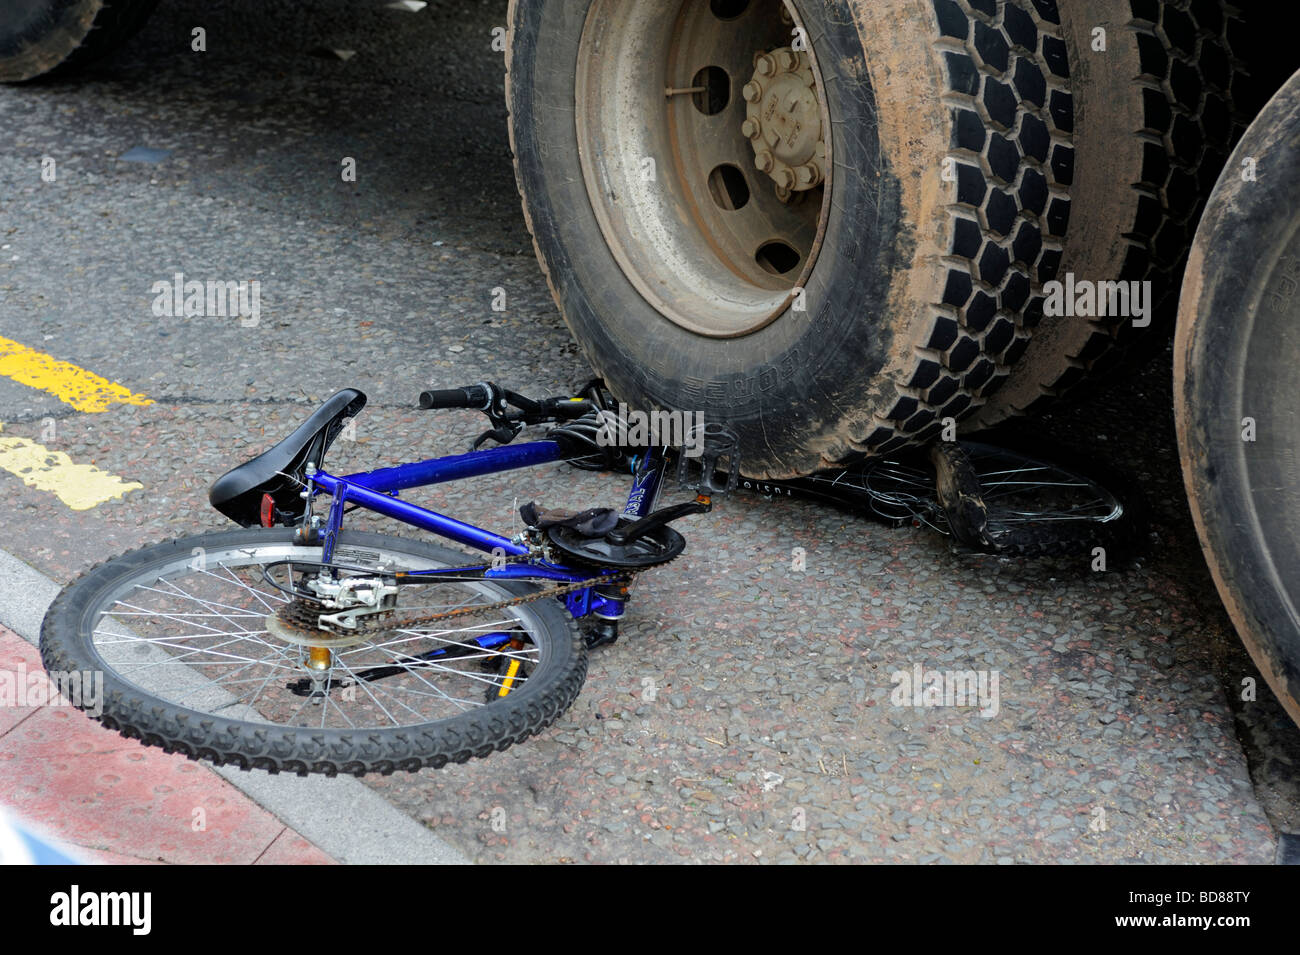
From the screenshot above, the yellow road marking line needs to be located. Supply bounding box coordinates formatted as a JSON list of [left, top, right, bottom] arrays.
[[0, 427, 142, 510], [0, 336, 152, 412]]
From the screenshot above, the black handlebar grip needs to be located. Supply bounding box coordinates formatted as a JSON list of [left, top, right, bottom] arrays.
[[418, 384, 492, 410]]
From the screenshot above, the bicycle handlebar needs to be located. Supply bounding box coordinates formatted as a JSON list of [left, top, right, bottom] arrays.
[[418, 384, 493, 411], [417, 382, 595, 422]]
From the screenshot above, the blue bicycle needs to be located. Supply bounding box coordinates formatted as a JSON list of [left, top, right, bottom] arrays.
[[40, 382, 736, 777], [39, 381, 1137, 777]]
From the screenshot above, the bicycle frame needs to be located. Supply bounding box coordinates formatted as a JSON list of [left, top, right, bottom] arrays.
[[302, 438, 671, 623]]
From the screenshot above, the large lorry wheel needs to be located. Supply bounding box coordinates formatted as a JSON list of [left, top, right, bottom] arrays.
[[974, 0, 1251, 427], [1175, 67, 1300, 728], [0, 0, 159, 83], [507, 0, 1076, 477]]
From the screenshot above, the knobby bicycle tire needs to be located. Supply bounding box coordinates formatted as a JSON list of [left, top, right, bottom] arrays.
[[39, 529, 587, 777]]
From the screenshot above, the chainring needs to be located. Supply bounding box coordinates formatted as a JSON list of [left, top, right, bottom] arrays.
[[545, 523, 685, 569]]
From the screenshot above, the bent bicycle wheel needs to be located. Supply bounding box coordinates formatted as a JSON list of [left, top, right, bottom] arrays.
[[954, 440, 1144, 558], [39, 529, 587, 776], [805, 439, 1143, 558]]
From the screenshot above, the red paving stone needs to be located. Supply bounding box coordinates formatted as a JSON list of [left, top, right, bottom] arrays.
[[0, 626, 336, 865], [254, 829, 335, 865], [77, 847, 164, 865], [0, 632, 43, 737]]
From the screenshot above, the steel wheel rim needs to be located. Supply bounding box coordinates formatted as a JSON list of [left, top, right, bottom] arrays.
[[575, 0, 833, 338]]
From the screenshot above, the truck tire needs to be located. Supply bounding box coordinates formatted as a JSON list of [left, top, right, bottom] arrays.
[[507, 0, 1076, 477], [974, 0, 1252, 427], [1175, 67, 1300, 728], [0, 0, 159, 83]]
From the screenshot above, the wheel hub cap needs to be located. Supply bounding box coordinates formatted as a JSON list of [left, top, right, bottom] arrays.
[[742, 48, 826, 200]]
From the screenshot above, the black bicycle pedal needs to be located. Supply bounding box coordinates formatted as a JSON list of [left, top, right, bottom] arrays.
[[677, 422, 741, 496]]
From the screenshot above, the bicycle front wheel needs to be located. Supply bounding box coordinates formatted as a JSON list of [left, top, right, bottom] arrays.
[[39, 529, 586, 776], [957, 441, 1144, 558], [849, 439, 1144, 558]]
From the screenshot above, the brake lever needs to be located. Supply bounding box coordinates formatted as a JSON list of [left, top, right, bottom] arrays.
[[467, 388, 524, 449], [471, 423, 523, 449], [467, 391, 596, 449]]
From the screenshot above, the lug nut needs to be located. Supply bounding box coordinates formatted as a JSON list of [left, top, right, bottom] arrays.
[[774, 167, 795, 189], [755, 150, 775, 173], [796, 164, 817, 186], [755, 54, 775, 76], [779, 50, 799, 72], [741, 118, 760, 139], [743, 81, 762, 103]]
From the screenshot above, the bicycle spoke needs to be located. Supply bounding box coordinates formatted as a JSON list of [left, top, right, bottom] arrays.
[[56, 529, 583, 757]]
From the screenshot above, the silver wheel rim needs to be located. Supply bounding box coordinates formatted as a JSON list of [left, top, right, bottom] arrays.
[[82, 541, 553, 731], [575, 0, 832, 338]]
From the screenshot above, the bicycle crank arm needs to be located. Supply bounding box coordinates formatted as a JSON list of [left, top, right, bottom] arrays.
[[605, 496, 712, 546]]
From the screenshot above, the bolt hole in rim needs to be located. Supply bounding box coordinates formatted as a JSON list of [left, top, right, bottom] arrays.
[[710, 0, 750, 20], [692, 65, 732, 114], [576, 0, 832, 338], [756, 240, 801, 275], [708, 163, 751, 210]]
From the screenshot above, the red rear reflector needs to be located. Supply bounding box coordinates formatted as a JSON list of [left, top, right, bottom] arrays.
[[260, 493, 275, 528]]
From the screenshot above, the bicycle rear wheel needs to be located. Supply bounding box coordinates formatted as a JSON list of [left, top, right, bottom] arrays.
[[39, 529, 586, 776]]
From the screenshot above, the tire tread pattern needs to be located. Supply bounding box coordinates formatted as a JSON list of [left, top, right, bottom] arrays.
[[976, 0, 1256, 423], [1, 0, 159, 82], [858, 0, 1076, 457]]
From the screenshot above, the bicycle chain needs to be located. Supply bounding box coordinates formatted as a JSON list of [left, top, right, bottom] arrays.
[[278, 549, 640, 638]]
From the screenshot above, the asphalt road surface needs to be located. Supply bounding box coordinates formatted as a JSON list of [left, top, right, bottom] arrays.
[[1, 0, 1296, 863]]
